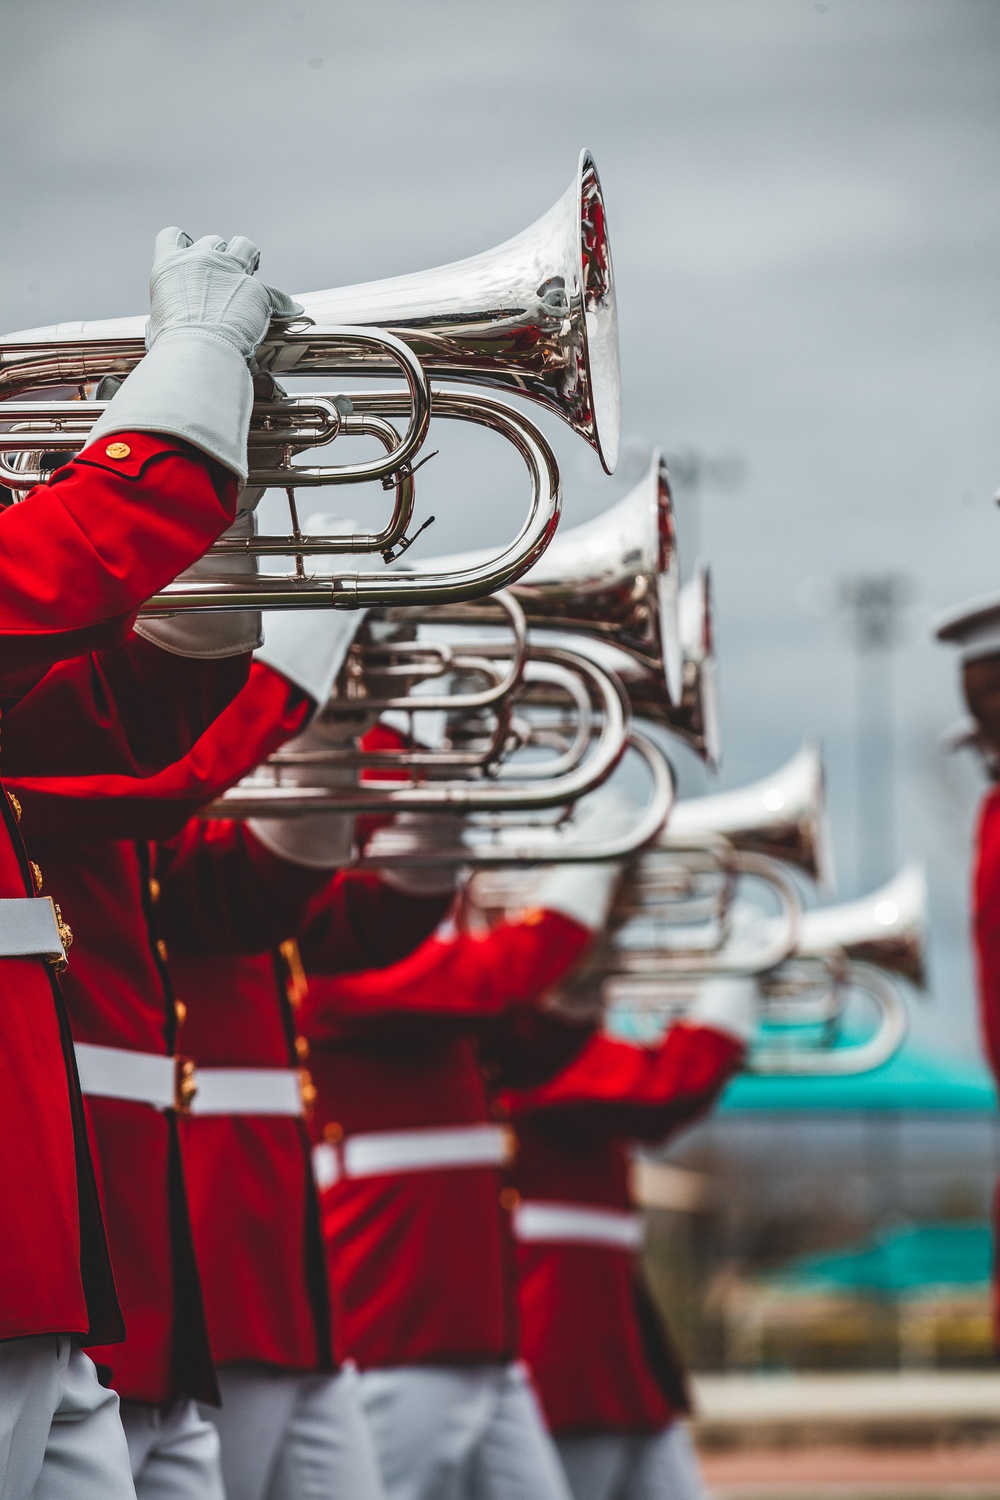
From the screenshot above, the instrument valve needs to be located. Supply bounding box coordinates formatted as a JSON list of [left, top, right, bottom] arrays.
[[380, 510, 437, 565]]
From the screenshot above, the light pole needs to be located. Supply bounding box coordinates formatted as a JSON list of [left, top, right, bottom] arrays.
[[838, 573, 912, 892]]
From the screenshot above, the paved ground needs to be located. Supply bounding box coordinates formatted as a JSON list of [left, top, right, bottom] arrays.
[[692, 1373, 1000, 1497], [694, 1372, 1000, 1432], [700, 1443, 1000, 1500]]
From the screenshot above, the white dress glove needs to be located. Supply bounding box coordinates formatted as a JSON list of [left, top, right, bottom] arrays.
[[367, 813, 465, 897], [688, 976, 756, 1046], [89, 229, 302, 479], [531, 787, 637, 932], [256, 514, 371, 706], [133, 511, 262, 658], [248, 712, 359, 870], [257, 610, 368, 711]]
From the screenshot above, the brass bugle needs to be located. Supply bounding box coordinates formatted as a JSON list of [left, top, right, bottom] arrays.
[[423, 452, 682, 704], [663, 744, 833, 887], [750, 963, 908, 1076], [507, 451, 681, 700], [611, 867, 924, 1073], [358, 730, 675, 868], [138, 390, 562, 612], [0, 333, 430, 494], [791, 863, 928, 988], [206, 644, 630, 818], [605, 961, 907, 1077], [671, 564, 719, 767], [326, 591, 528, 718], [743, 867, 925, 1071], [522, 559, 717, 762], [609, 849, 802, 976], [0, 151, 619, 473]]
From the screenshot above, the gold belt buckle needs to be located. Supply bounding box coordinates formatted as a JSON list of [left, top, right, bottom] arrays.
[[45, 901, 73, 973], [298, 1068, 317, 1118], [499, 1123, 519, 1164], [174, 1056, 198, 1113]]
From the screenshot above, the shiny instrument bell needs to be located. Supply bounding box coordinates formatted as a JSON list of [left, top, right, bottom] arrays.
[[507, 451, 682, 702], [746, 864, 927, 1075], [283, 149, 620, 472], [570, 560, 715, 760], [793, 862, 928, 987], [411, 450, 682, 702], [670, 564, 720, 767], [664, 744, 834, 888]]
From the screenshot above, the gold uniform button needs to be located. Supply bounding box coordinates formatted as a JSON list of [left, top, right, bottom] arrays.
[[148, 877, 161, 904], [499, 1187, 520, 1212], [323, 1121, 345, 1144], [156, 938, 169, 963], [174, 999, 187, 1025], [7, 792, 21, 823], [105, 442, 131, 460], [295, 1036, 310, 1062], [29, 861, 43, 894]]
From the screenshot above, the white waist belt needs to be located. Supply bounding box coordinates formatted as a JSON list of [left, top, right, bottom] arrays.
[[192, 1067, 303, 1117], [0, 896, 67, 961], [74, 1042, 180, 1111], [513, 1201, 645, 1250], [74, 1043, 303, 1117], [313, 1122, 513, 1191]]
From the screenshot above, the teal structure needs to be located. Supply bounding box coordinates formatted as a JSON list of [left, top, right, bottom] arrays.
[[720, 1045, 998, 1114], [764, 1222, 993, 1295]]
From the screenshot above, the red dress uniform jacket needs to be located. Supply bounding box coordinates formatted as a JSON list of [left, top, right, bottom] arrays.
[[4, 664, 306, 1401], [506, 1026, 744, 1435], [972, 785, 1000, 1342], [0, 433, 237, 1347], [164, 866, 452, 1375], [300, 910, 595, 1370]]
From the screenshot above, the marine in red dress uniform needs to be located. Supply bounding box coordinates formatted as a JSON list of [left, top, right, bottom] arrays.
[[937, 598, 1000, 1350], [0, 226, 299, 1498], [156, 705, 453, 1500], [43, 670, 441, 1500], [300, 841, 625, 1500], [504, 987, 751, 1500]]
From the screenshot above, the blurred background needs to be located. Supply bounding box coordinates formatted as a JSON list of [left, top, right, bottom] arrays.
[[5, 1, 1000, 1490]]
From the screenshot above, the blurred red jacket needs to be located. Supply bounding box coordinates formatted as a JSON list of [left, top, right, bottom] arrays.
[[0, 432, 239, 1347], [164, 860, 451, 1376], [6, 661, 307, 1400], [972, 784, 1000, 1345], [507, 1025, 744, 1434], [302, 910, 596, 1369]]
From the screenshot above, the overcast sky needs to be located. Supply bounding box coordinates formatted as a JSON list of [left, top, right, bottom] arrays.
[[3, 0, 999, 1058]]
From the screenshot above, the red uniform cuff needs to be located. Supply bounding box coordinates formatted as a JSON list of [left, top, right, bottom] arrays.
[[74, 431, 210, 482]]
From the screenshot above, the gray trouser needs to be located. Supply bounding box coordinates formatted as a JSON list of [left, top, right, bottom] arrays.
[[120, 1398, 224, 1500], [358, 1361, 573, 1500], [0, 1336, 135, 1500], [556, 1425, 707, 1500], [203, 1364, 385, 1500]]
